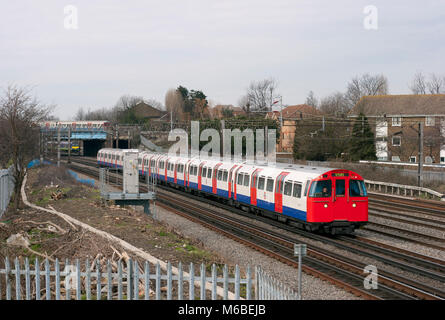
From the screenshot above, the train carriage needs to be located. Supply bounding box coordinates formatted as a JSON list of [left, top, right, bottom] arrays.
[[97, 149, 368, 234]]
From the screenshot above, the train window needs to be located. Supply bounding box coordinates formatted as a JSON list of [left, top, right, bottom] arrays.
[[207, 168, 212, 178], [266, 178, 274, 192], [218, 170, 223, 181], [138, 159, 142, 165], [293, 183, 302, 198], [237, 173, 243, 185], [243, 174, 249, 187], [304, 180, 310, 196], [223, 171, 228, 182], [349, 180, 367, 197], [202, 167, 207, 177], [335, 180, 346, 196], [194, 166, 198, 176], [258, 177, 265, 190], [309, 180, 332, 198], [284, 182, 292, 196]]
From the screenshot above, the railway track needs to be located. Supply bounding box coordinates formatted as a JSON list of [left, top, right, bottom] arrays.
[[369, 194, 445, 218], [62, 158, 445, 300], [361, 225, 445, 251]]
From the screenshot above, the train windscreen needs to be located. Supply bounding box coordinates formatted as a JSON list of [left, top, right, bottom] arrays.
[[308, 180, 332, 198], [349, 180, 367, 197]]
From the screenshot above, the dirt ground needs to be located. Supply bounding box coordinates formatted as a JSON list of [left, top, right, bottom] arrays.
[[0, 165, 227, 271]]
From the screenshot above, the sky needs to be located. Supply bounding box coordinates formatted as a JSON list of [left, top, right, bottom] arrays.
[[1, 0, 444, 119]]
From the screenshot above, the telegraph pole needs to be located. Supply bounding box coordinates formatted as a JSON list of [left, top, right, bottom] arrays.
[[57, 126, 61, 167], [418, 122, 424, 187], [67, 126, 71, 163]]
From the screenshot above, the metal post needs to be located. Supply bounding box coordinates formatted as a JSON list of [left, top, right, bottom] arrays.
[[294, 244, 307, 300], [57, 126, 61, 167], [418, 122, 423, 187], [68, 126, 71, 164], [116, 125, 119, 149]]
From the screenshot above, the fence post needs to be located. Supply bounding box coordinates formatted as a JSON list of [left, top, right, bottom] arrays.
[[246, 265, 252, 300], [15, 257, 21, 300], [25, 257, 30, 300], [45, 259, 50, 300], [55, 258, 60, 300], [145, 261, 150, 300], [5, 257, 11, 300], [211, 264, 217, 301], [189, 263, 194, 300], [178, 262, 183, 300], [200, 263, 205, 301], [127, 258, 132, 300], [155, 262, 161, 300], [35, 257, 40, 301], [167, 261, 172, 300], [86, 259, 91, 300]]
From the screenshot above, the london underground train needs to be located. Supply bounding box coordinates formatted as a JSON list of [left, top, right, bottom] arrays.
[[97, 148, 368, 234]]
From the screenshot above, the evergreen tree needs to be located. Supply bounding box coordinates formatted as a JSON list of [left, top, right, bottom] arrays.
[[350, 113, 377, 161]]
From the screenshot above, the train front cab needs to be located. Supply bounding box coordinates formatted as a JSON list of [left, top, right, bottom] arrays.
[[306, 170, 368, 234]]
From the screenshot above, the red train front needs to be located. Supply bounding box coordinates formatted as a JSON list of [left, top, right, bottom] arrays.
[[306, 169, 368, 234]]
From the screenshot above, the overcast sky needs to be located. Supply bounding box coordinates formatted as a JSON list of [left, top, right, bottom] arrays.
[[1, 0, 444, 119]]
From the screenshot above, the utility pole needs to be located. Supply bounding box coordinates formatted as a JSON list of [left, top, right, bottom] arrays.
[[57, 125, 61, 167], [68, 126, 71, 164], [418, 122, 424, 187], [170, 110, 173, 132]]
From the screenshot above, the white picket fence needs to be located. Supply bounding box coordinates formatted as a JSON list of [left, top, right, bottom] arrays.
[[0, 257, 298, 300]]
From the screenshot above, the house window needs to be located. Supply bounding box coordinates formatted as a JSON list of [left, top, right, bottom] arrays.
[[392, 136, 401, 146], [441, 157, 445, 163], [409, 156, 416, 163], [425, 116, 435, 127], [392, 117, 401, 126]]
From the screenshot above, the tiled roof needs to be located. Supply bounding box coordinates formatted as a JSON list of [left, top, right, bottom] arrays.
[[349, 94, 445, 116]]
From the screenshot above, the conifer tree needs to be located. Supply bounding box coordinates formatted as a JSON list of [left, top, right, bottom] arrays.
[[350, 113, 377, 161]]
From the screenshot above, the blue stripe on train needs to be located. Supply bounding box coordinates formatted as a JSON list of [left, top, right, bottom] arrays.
[[283, 206, 307, 221]]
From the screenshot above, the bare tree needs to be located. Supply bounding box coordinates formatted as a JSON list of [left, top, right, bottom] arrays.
[[246, 78, 279, 112], [305, 91, 318, 108], [427, 73, 444, 94], [409, 72, 427, 94], [0, 85, 54, 211], [345, 73, 388, 109], [165, 88, 185, 122], [319, 92, 349, 116], [145, 98, 165, 111], [238, 95, 251, 117], [114, 95, 143, 111]]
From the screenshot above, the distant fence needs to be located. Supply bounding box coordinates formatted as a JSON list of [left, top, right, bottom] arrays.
[[364, 180, 445, 201], [0, 257, 298, 300], [0, 167, 14, 217]]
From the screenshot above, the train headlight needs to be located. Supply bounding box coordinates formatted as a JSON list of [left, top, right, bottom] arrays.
[[324, 204, 328, 208], [352, 203, 356, 208]]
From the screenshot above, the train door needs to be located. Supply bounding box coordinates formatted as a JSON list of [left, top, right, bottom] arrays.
[[274, 172, 289, 213], [228, 165, 238, 198], [250, 169, 261, 206], [232, 166, 243, 200], [164, 158, 169, 181], [212, 163, 223, 194], [332, 176, 348, 220], [174, 162, 178, 184], [198, 162, 206, 190]]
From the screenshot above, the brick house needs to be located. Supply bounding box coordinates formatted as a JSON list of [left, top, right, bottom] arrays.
[[348, 94, 445, 164], [266, 104, 322, 152]]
